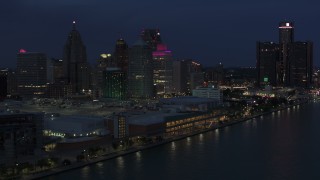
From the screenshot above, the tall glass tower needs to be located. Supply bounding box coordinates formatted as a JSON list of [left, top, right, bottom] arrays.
[[127, 39, 154, 98]]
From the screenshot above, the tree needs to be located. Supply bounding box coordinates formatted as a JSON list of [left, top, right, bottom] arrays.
[[76, 154, 85, 162], [37, 159, 50, 170]]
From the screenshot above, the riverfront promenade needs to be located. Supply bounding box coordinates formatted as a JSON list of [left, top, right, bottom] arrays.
[[22, 102, 305, 180]]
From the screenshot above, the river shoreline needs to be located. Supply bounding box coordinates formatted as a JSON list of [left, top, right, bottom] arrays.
[[23, 102, 305, 180]]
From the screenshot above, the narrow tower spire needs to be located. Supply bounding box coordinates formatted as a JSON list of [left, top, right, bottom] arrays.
[[72, 20, 76, 30]]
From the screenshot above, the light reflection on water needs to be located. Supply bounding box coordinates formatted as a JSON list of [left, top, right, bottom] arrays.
[[171, 141, 176, 150], [186, 137, 192, 147], [80, 166, 90, 179], [116, 156, 124, 169], [214, 129, 220, 142], [96, 162, 103, 168], [136, 151, 141, 162], [199, 133, 204, 142], [251, 118, 257, 128], [95, 162, 104, 176]]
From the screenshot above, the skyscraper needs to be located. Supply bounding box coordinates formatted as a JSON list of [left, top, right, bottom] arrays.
[[52, 59, 64, 83], [93, 53, 113, 97], [127, 39, 154, 98], [63, 21, 90, 94], [113, 38, 129, 72], [172, 60, 188, 94], [103, 67, 127, 100], [256, 22, 313, 88], [0, 69, 7, 99], [287, 42, 313, 87], [278, 22, 294, 85], [16, 50, 47, 97], [172, 59, 202, 95], [141, 29, 162, 50], [6, 70, 17, 96], [256, 42, 279, 86], [153, 44, 173, 97]]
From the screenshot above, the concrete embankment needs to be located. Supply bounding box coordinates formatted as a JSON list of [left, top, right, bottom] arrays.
[[24, 102, 304, 180]]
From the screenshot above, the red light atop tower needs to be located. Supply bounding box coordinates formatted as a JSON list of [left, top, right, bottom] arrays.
[[19, 49, 27, 53], [157, 44, 167, 51]]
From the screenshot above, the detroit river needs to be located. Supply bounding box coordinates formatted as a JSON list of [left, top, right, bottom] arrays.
[[45, 102, 320, 180]]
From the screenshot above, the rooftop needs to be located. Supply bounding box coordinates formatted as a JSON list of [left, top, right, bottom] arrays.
[[159, 96, 218, 105], [123, 111, 190, 126], [49, 115, 104, 123]]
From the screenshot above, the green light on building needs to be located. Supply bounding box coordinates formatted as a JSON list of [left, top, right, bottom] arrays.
[[103, 68, 127, 100], [264, 77, 268, 82]]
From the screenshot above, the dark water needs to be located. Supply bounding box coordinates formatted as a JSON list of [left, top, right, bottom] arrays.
[[45, 103, 320, 180]]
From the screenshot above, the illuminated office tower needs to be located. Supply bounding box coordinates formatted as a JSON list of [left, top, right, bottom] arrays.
[[16, 50, 47, 97], [103, 67, 127, 100], [127, 39, 154, 98], [153, 44, 173, 97]]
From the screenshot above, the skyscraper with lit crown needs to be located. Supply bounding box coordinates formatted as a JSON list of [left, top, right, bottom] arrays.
[[153, 43, 173, 97], [63, 21, 90, 94], [257, 21, 313, 88], [141, 29, 162, 50]]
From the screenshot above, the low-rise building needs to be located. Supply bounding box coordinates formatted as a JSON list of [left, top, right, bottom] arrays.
[[159, 96, 220, 112], [44, 115, 107, 138], [107, 97, 226, 139], [108, 110, 225, 139], [192, 86, 223, 105]]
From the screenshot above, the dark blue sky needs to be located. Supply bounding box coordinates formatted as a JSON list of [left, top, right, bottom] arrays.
[[0, 0, 319, 68]]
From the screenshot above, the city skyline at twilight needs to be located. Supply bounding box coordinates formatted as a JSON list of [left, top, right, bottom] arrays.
[[0, 0, 320, 68]]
